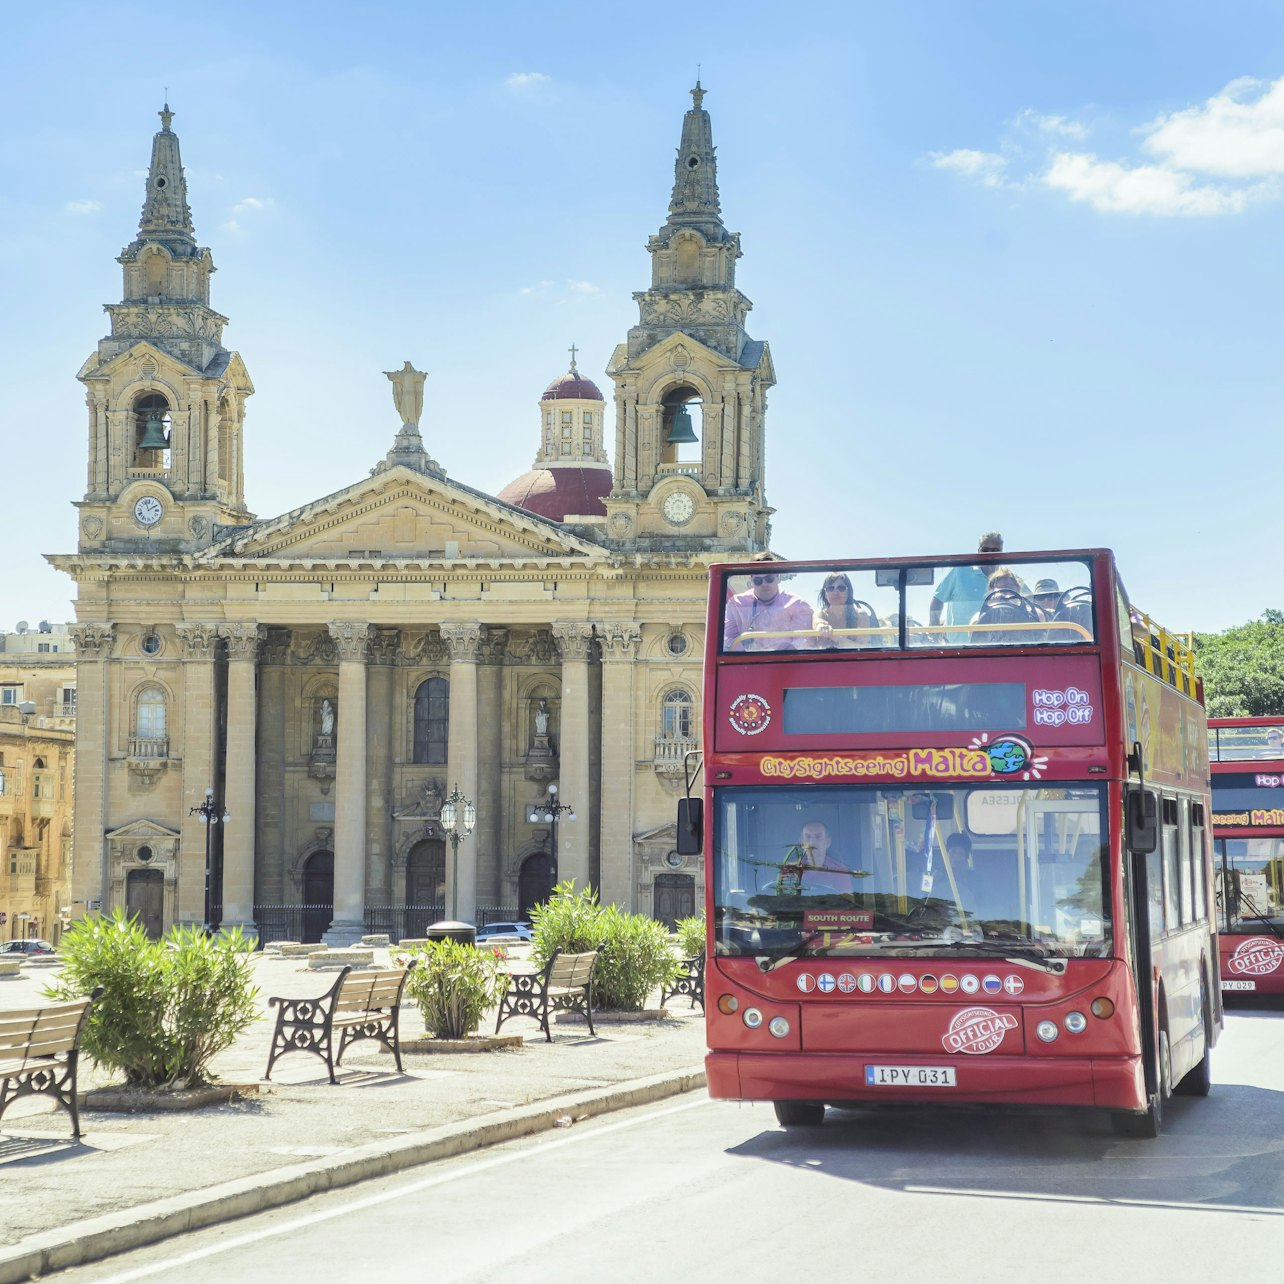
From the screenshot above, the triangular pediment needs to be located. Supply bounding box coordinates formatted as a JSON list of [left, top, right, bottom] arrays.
[[105, 818, 182, 841], [202, 466, 605, 565], [78, 339, 203, 383]]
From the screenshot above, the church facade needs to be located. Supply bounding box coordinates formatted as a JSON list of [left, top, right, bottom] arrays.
[[50, 87, 776, 943]]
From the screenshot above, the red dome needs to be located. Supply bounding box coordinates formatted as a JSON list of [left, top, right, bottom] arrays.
[[542, 371, 605, 402], [497, 466, 613, 522]]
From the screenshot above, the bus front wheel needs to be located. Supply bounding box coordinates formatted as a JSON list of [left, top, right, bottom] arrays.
[[774, 1101, 825, 1127], [1112, 1027, 1170, 1138]]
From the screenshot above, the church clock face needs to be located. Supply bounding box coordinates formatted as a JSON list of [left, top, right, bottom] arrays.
[[133, 496, 164, 528], [661, 491, 695, 526]]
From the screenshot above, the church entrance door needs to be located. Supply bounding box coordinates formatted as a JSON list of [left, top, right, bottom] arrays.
[[518, 853, 553, 921], [302, 851, 334, 943], [125, 868, 165, 939], [406, 839, 445, 937], [653, 873, 696, 929]]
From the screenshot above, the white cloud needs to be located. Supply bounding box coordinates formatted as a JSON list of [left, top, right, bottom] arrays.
[[930, 149, 1010, 188], [230, 196, 272, 216], [64, 199, 102, 215], [1017, 109, 1088, 139], [567, 280, 600, 294], [1043, 151, 1255, 216], [506, 72, 551, 91], [935, 74, 1284, 216], [1142, 75, 1284, 178]]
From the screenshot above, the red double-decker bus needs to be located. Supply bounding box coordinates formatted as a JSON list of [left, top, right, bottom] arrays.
[[1209, 716, 1284, 996], [678, 549, 1221, 1137]]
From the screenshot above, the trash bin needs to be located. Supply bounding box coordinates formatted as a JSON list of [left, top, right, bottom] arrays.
[[425, 920, 477, 946]]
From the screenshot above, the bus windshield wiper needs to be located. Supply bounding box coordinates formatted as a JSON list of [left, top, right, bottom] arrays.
[[890, 939, 1068, 974], [757, 931, 826, 971], [1238, 894, 1284, 940]]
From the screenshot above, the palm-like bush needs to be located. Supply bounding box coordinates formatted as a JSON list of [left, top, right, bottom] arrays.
[[45, 911, 258, 1088], [674, 914, 707, 958]]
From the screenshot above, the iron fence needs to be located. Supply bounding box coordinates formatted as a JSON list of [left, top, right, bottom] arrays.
[[252, 903, 522, 946]]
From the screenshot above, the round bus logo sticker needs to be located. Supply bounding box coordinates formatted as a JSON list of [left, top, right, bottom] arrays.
[[919, 974, 939, 995], [728, 693, 772, 736], [837, 973, 857, 993], [960, 974, 980, 994], [796, 973, 815, 993], [857, 973, 876, 993], [1228, 938, 1284, 976], [878, 973, 896, 994], [940, 974, 960, 994], [942, 1006, 1019, 1056], [982, 974, 1003, 995], [817, 973, 837, 993], [898, 973, 918, 994]]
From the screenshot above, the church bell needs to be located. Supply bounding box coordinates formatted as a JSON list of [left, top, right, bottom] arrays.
[[664, 405, 698, 445], [138, 409, 170, 451]]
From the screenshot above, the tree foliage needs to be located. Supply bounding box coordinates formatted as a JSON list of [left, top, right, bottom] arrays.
[[1194, 609, 1284, 717]]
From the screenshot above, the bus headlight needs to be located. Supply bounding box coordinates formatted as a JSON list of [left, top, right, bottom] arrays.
[[1036, 1020, 1059, 1043], [1063, 1011, 1087, 1034], [743, 1008, 764, 1029], [768, 1016, 791, 1039]]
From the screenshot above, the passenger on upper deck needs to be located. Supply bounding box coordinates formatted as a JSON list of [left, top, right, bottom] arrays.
[[1263, 727, 1284, 759], [814, 572, 880, 649], [969, 567, 1044, 642], [1031, 578, 1062, 620], [723, 566, 813, 651], [929, 532, 1004, 628]]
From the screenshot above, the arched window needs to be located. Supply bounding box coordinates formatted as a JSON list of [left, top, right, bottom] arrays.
[[413, 677, 449, 763], [661, 689, 694, 740], [135, 686, 167, 740]]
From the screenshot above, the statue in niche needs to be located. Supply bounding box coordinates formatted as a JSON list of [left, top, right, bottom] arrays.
[[534, 698, 550, 738], [320, 698, 335, 737], [420, 777, 444, 815]]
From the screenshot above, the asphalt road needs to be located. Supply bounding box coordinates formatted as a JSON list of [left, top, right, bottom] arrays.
[[50, 1004, 1284, 1284]]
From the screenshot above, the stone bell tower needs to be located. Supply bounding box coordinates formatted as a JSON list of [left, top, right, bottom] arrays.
[[604, 82, 775, 552], [74, 105, 254, 552]]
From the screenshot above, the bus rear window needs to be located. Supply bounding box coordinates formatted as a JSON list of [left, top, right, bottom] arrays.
[[782, 682, 1026, 735]]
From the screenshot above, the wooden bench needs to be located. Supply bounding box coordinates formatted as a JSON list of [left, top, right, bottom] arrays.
[[660, 951, 705, 1011], [495, 949, 597, 1042], [0, 987, 102, 1138], [264, 963, 416, 1083]]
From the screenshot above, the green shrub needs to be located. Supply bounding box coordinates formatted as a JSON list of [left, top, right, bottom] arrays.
[[45, 911, 258, 1089], [531, 881, 678, 1011], [674, 914, 707, 958], [400, 939, 506, 1039]]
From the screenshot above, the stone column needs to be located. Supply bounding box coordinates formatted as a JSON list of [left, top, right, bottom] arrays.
[[475, 630, 506, 910], [366, 628, 401, 908], [551, 623, 595, 893], [326, 622, 372, 945], [176, 623, 219, 926], [598, 625, 642, 909], [68, 624, 114, 912], [220, 624, 262, 938], [441, 623, 484, 922]]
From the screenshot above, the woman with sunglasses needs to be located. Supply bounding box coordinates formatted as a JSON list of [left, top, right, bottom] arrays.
[[814, 573, 880, 649]]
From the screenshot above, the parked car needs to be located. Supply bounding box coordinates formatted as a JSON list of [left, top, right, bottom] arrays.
[[474, 921, 533, 942], [0, 938, 55, 956]]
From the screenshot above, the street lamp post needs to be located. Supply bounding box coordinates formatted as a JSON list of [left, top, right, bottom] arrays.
[[190, 788, 230, 933], [528, 783, 575, 890], [439, 783, 477, 921]]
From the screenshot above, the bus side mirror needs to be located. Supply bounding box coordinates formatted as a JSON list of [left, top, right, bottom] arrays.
[[1126, 787, 1157, 855], [676, 798, 704, 855]]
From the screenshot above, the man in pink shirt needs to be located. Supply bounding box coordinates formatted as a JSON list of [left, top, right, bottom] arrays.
[[723, 570, 813, 651]]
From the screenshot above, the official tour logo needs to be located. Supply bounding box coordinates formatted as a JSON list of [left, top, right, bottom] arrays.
[[941, 1006, 1018, 1055], [1228, 937, 1284, 976], [729, 692, 772, 736]]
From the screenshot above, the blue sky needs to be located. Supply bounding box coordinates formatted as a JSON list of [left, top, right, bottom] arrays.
[[1, 0, 1281, 636]]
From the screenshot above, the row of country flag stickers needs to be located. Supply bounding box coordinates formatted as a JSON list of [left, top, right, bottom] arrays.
[[796, 971, 1026, 996]]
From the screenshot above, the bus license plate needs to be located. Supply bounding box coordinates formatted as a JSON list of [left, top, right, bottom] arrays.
[[1221, 979, 1256, 991], [865, 1065, 957, 1087]]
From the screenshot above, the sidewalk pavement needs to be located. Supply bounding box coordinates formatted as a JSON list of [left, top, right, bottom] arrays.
[[0, 950, 708, 1283]]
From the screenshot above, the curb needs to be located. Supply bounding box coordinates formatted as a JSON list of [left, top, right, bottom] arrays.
[[0, 1064, 707, 1283]]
